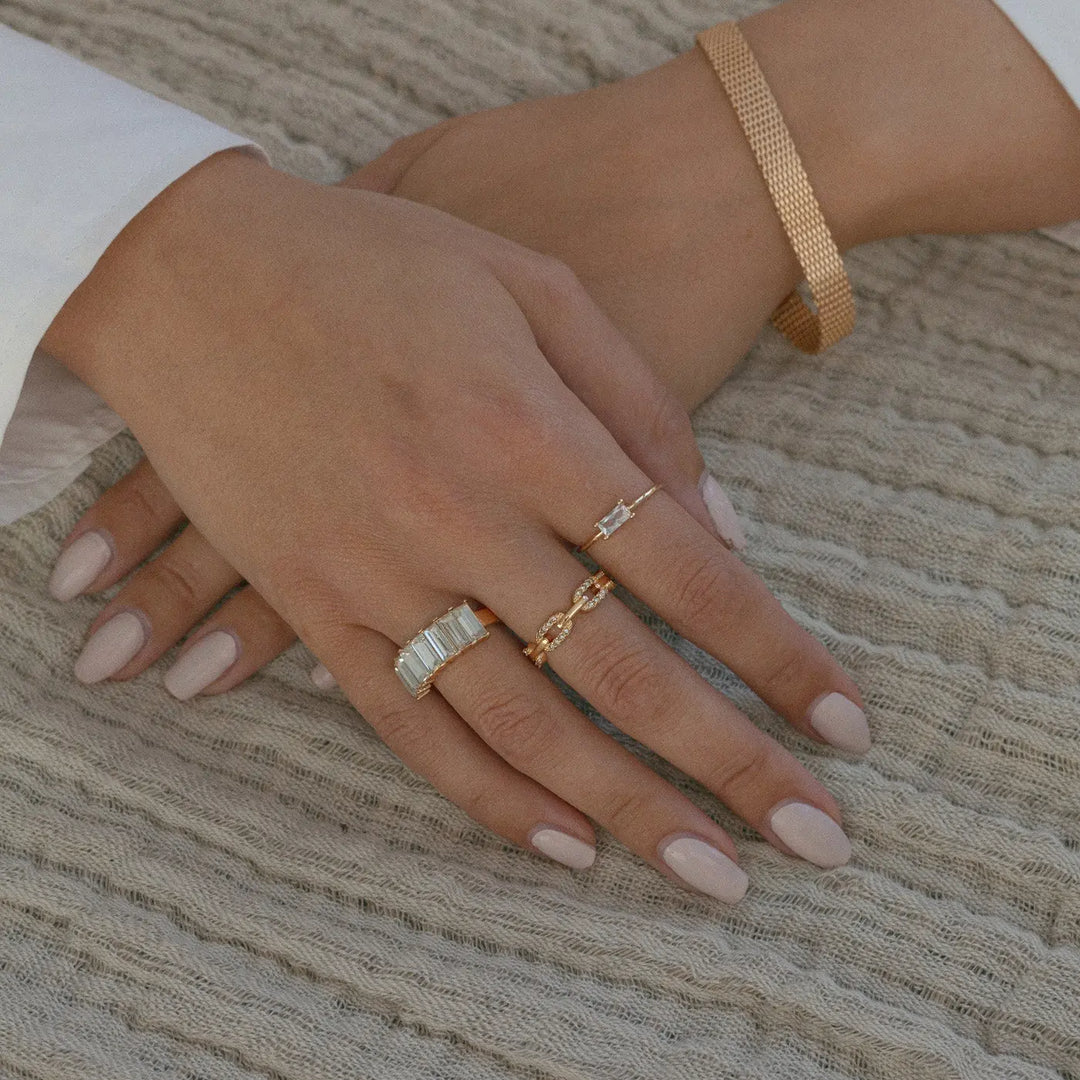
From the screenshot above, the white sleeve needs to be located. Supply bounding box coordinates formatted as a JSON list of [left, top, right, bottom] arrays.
[[0, 23, 267, 525]]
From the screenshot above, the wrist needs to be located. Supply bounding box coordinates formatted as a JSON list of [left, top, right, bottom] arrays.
[[737, 0, 1080, 245], [42, 147, 280, 405]]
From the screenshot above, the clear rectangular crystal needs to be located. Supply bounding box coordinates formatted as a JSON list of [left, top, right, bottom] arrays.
[[410, 635, 439, 670], [437, 611, 473, 650], [423, 626, 451, 661], [453, 604, 487, 641], [596, 502, 631, 537], [395, 648, 427, 695]]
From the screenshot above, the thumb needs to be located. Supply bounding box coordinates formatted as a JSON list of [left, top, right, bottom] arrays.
[[506, 261, 746, 551]]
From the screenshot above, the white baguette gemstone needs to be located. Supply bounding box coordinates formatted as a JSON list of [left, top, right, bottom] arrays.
[[411, 636, 439, 670], [395, 648, 427, 695], [438, 610, 474, 650], [596, 502, 631, 537], [423, 626, 451, 661], [453, 604, 486, 640]]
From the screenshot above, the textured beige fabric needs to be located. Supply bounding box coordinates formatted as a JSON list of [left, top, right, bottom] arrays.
[[3, 1, 1080, 1077]]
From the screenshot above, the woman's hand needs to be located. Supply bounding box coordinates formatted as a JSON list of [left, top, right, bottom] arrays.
[[42, 147, 867, 894]]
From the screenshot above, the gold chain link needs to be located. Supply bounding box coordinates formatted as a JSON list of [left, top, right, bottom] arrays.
[[696, 21, 855, 354]]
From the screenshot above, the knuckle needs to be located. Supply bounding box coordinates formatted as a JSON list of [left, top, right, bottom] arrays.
[[760, 646, 814, 701], [672, 550, 743, 627], [113, 471, 174, 534], [529, 254, 585, 306], [476, 378, 555, 441], [603, 786, 652, 836], [709, 741, 777, 803], [458, 784, 512, 829], [588, 638, 661, 718], [469, 689, 552, 765], [642, 391, 695, 455], [142, 554, 202, 610], [262, 553, 353, 637], [371, 699, 429, 759]]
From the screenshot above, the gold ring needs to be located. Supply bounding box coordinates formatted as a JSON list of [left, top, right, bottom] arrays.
[[524, 572, 615, 668], [578, 484, 661, 553], [395, 602, 500, 698]]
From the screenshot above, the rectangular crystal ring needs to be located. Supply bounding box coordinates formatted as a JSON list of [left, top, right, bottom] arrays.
[[395, 603, 491, 698], [577, 485, 661, 553]]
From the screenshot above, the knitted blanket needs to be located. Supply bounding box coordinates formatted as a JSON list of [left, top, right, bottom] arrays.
[[2, 2, 1079, 1077]]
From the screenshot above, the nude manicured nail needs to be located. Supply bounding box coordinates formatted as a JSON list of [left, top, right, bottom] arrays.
[[529, 826, 596, 870], [164, 630, 239, 701], [659, 835, 748, 903], [311, 663, 337, 691], [769, 801, 852, 869], [49, 530, 112, 601], [699, 472, 747, 551], [809, 692, 872, 754], [74, 611, 146, 684]]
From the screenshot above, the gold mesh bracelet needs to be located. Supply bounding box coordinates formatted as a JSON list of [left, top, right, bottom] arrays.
[[696, 21, 855, 354]]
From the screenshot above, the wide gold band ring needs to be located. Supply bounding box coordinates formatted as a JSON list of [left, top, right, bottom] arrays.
[[395, 602, 500, 698], [524, 572, 616, 668], [577, 484, 661, 553]]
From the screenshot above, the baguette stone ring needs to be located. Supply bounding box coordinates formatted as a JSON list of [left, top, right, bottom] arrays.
[[395, 602, 499, 698], [577, 483, 661, 553]]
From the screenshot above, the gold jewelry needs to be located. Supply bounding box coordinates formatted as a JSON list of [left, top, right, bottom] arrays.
[[696, 21, 855, 354], [524, 572, 616, 668], [395, 602, 500, 698], [578, 484, 662, 553]]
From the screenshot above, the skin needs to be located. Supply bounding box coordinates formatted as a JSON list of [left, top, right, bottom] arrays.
[[41, 0, 1080, 887]]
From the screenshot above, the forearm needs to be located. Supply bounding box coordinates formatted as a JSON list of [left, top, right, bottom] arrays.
[[636, 0, 1080, 407]]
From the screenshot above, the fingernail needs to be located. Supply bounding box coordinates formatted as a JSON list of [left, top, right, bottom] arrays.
[[529, 826, 596, 869], [768, 801, 852, 868], [699, 472, 747, 551], [809, 692, 872, 754], [49, 530, 113, 601], [658, 834, 749, 903], [74, 611, 147, 684], [311, 663, 337, 691], [164, 630, 239, 701]]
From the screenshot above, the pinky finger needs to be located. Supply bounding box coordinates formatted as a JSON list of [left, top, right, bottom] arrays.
[[162, 584, 296, 700]]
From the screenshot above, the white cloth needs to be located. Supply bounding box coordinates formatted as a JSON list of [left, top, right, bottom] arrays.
[[0, 6, 1077, 524], [0, 24, 264, 524]]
